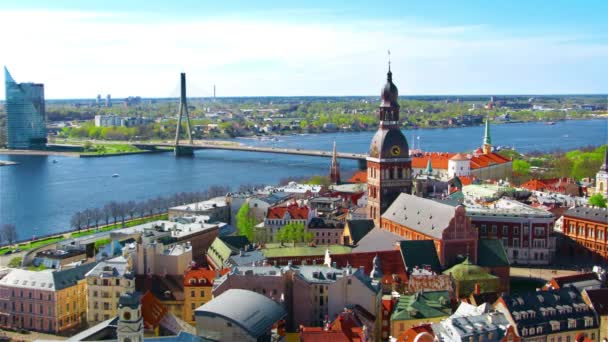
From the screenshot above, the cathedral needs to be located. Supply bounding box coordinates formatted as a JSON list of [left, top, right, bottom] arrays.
[[366, 65, 413, 227]]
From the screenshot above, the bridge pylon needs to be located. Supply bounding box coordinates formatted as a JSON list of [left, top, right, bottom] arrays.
[[174, 72, 194, 157]]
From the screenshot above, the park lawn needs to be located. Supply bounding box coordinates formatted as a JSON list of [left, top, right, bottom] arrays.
[[81, 143, 144, 155], [0, 236, 65, 255]]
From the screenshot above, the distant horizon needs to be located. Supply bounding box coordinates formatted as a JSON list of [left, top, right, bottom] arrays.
[[5, 93, 607, 102], [1, 1, 607, 99]]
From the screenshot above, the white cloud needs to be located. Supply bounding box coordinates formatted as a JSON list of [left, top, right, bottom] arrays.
[[0, 9, 606, 98]]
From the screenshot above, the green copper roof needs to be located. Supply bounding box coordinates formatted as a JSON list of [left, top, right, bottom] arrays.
[[262, 244, 351, 258], [425, 158, 433, 174], [477, 239, 510, 267], [391, 290, 452, 321], [399, 240, 442, 274], [483, 118, 491, 145], [443, 258, 500, 297]]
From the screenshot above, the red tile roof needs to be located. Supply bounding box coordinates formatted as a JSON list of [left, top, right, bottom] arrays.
[[267, 203, 310, 219], [347, 170, 367, 183], [397, 325, 435, 342], [331, 250, 408, 284], [469, 152, 510, 169], [141, 290, 168, 329], [300, 328, 361, 342], [184, 268, 229, 287], [412, 153, 454, 169]]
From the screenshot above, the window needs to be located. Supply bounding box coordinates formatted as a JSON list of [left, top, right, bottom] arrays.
[[200, 291, 205, 297], [502, 238, 509, 247], [191, 303, 195, 309], [513, 238, 520, 248], [491, 225, 497, 234], [481, 225, 487, 234], [503, 225, 509, 235], [191, 290, 195, 297], [514, 227, 519, 235]]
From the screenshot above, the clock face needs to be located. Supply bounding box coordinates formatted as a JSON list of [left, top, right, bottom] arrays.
[[390, 145, 401, 156]]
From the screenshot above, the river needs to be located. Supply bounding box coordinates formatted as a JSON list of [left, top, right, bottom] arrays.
[[1, 119, 607, 240]]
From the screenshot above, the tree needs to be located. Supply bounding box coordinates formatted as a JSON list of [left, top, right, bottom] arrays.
[[70, 211, 84, 231], [512, 160, 531, 175], [275, 222, 311, 246], [588, 194, 607, 208], [0, 224, 17, 246], [236, 203, 256, 241], [8, 257, 22, 268]]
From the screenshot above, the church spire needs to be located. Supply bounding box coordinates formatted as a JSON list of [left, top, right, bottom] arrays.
[[425, 158, 433, 175], [330, 140, 341, 184], [482, 117, 492, 154]]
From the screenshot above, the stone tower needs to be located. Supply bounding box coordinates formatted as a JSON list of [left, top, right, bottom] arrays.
[[117, 292, 143, 342], [366, 63, 412, 227], [329, 140, 341, 185]]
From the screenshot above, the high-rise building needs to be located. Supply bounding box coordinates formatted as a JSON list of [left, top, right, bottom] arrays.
[[4, 67, 47, 149], [106, 94, 112, 107], [366, 64, 412, 227]]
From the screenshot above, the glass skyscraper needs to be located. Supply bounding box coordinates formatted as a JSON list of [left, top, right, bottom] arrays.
[[4, 67, 47, 149]]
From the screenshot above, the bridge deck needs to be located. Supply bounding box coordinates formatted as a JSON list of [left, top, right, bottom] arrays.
[[150, 142, 368, 160]]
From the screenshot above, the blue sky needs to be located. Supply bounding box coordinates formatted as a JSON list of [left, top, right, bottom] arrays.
[[1, 0, 607, 98]]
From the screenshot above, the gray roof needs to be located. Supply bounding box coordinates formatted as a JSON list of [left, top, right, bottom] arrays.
[[352, 227, 404, 253], [564, 207, 608, 224], [382, 193, 459, 239], [195, 289, 286, 338], [228, 249, 266, 267], [0, 268, 55, 291], [86, 256, 132, 279], [53, 262, 98, 291]]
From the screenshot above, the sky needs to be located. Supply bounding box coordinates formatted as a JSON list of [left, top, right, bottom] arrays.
[[1, 0, 607, 99]]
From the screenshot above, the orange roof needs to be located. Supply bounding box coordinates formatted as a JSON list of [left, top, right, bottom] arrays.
[[459, 175, 476, 186], [450, 153, 469, 161], [141, 291, 168, 329], [348, 170, 367, 183], [300, 328, 360, 342], [412, 152, 455, 170], [470, 152, 510, 169], [184, 268, 229, 287], [396, 324, 435, 342], [520, 179, 548, 191], [267, 203, 309, 219]]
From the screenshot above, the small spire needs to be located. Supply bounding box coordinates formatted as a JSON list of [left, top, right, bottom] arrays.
[[483, 117, 491, 146], [387, 50, 392, 81]]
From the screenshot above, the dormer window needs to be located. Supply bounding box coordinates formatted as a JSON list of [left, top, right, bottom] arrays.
[[189, 279, 196, 285]]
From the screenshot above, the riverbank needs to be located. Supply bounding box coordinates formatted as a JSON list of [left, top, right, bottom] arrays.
[[0, 213, 168, 256]]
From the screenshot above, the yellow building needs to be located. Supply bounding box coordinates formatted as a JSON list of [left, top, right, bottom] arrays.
[[183, 268, 227, 325], [53, 263, 97, 335]]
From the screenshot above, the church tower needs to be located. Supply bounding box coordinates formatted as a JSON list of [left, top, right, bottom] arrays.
[[329, 141, 341, 184], [117, 292, 143, 342], [366, 62, 412, 227], [482, 118, 492, 154], [596, 148, 608, 196]]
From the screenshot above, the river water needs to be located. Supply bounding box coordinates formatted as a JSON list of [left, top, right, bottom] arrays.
[[1, 119, 606, 239]]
